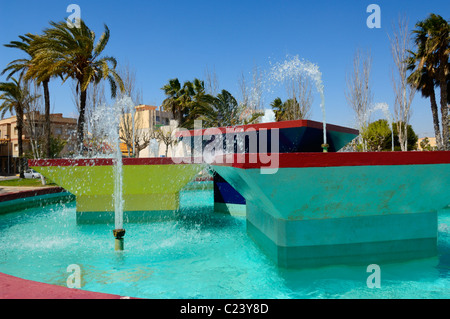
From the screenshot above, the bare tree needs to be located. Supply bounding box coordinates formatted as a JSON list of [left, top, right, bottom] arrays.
[[117, 62, 143, 105], [238, 72, 249, 108], [345, 49, 374, 151], [116, 63, 147, 157], [204, 65, 219, 96], [154, 125, 178, 157], [22, 81, 44, 159], [285, 73, 314, 120], [119, 107, 151, 158], [389, 16, 416, 151], [236, 66, 265, 124], [250, 65, 264, 112]]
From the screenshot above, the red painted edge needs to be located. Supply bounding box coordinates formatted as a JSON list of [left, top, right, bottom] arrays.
[[0, 272, 133, 299], [212, 151, 450, 169], [28, 157, 202, 167], [28, 152, 450, 168], [0, 186, 66, 203], [29, 158, 113, 167], [175, 119, 359, 137]]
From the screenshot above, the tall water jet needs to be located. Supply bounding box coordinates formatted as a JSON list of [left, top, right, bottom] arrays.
[[87, 96, 135, 250], [269, 55, 327, 151]]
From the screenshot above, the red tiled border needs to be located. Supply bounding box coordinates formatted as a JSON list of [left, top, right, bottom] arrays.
[[0, 272, 131, 299], [28, 152, 450, 169], [28, 157, 203, 167]]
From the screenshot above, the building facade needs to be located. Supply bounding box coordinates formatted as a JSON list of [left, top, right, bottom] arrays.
[[120, 105, 174, 157], [0, 112, 77, 175]]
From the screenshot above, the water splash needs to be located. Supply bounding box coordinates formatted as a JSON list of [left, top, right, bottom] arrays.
[[260, 109, 276, 123], [268, 55, 327, 145], [87, 96, 135, 230]]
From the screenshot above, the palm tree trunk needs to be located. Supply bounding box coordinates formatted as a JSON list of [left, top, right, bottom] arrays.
[[77, 89, 87, 151], [429, 88, 443, 149], [16, 106, 25, 178], [439, 53, 449, 150], [43, 79, 51, 158]]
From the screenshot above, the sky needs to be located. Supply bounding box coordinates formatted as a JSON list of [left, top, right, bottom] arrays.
[[0, 0, 449, 137]]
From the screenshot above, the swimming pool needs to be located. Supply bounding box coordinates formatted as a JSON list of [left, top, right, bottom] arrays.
[[0, 186, 449, 299]]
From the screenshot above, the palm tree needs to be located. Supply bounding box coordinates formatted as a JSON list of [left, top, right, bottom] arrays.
[[0, 78, 39, 178], [270, 97, 306, 121], [2, 34, 54, 158], [270, 97, 285, 122], [407, 53, 442, 148], [161, 78, 183, 124], [26, 20, 124, 149], [187, 90, 243, 128], [408, 14, 450, 150], [161, 78, 205, 127]]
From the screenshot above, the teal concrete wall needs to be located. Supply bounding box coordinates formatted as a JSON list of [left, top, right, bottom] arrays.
[[212, 163, 448, 268], [214, 164, 450, 220], [0, 192, 75, 215], [247, 202, 437, 268]]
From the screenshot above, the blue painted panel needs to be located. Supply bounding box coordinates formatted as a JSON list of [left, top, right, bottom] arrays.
[[180, 126, 357, 154], [213, 173, 246, 205]]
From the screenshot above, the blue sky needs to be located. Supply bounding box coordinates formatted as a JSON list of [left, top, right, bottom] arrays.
[[0, 0, 449, 137]]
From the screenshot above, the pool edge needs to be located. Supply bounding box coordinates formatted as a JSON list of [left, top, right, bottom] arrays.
[[0, 272, 135, 299]]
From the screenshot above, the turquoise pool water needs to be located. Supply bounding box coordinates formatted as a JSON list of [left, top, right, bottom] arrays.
[[0, 186, 449, 299]]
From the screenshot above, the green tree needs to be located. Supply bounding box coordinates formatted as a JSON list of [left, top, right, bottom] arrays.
[[26, 20, 124, 148], [419, 137, 435, 151], [407, 52, 441, 148], [187, 89, 263, 129], [360, 119, 392, 152], [270, 97, 308, 121], [187, 90, 243, 128], [389, 122, 419, 151], [2, 34, 54, 158], [161, 78, 205, 127], [25, 135, 67, 159], [0, 78, 39, 177], [161, 78, 183, 124], [359, 119, 418, 152], [270, 97, 285, 122], [408, 14, 449, 150]]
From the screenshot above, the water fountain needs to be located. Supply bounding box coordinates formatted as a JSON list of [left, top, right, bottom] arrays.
[[27, 58, 450, 270], [269, 55, 328, 151], [0, 45, 448, 299], [29, 96, 204, 251], [177, 119, 359, 215]]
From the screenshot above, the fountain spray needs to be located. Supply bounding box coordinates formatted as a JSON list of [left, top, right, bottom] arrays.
[[88, 96, 134, 251], [269, 55, 328, 151]]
